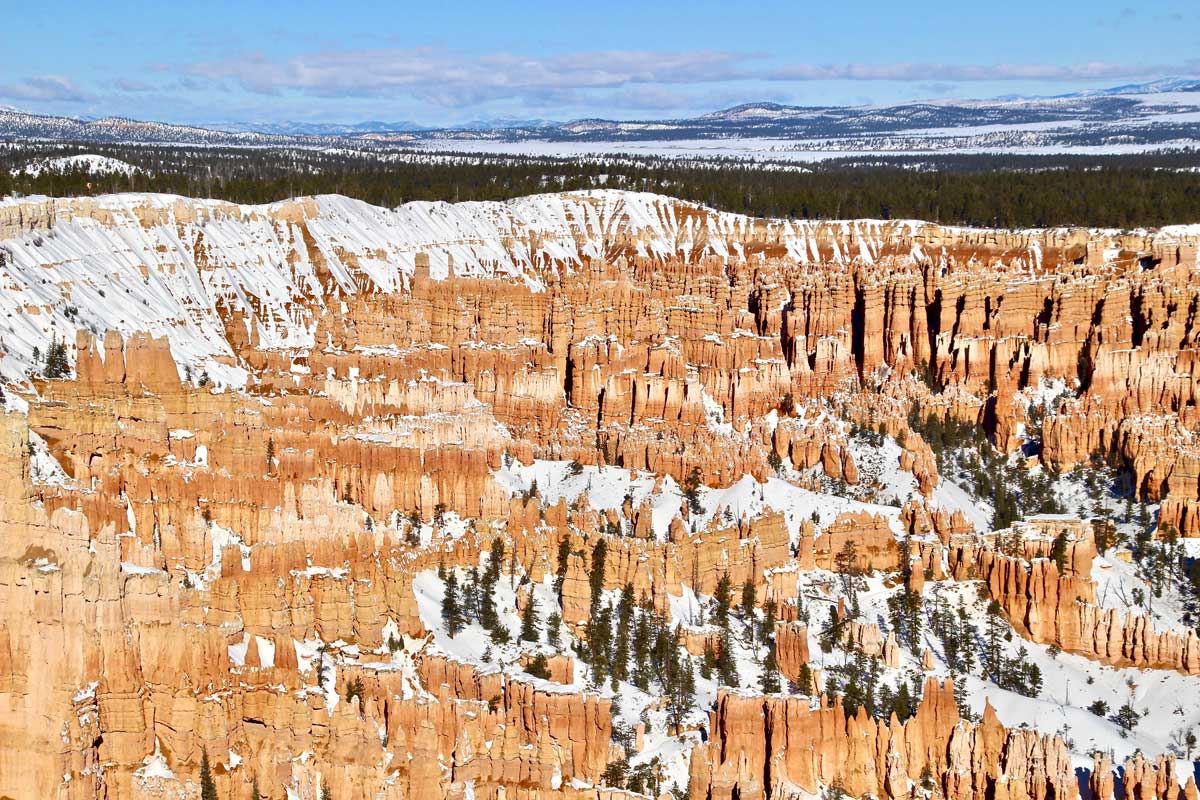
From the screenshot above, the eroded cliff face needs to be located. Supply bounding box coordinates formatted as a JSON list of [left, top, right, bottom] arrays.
[[0, 190, 1198, 800]]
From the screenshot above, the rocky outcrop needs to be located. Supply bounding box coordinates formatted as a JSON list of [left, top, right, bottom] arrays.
[[949, 529, 1200, 674], [689, 680, 1077, 800], [3, 190, 1200, 800]]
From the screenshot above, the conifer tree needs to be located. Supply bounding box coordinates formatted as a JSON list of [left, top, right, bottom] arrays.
[[43, 338, 70, 378], [984, 600, 1005, 683], [740, 579, 757, 618], [893, 680, 913, 721], [714, 573, 732, 629], [480, 539, 505, 631], [760, 598, 777, 643], [665, 630, 695, 730], [545, 612, 561, 648], [526, 652, 551, 679], [1050, 531, 1069, 573], [957, 600, 977, 674], [464, 567, 480, 624], [834, 540, 862, 608], [682, 467, 704, 515], [700, 639, 715, 680], [1115, 701, 1140, 734], [796, 662, 814, 695], [200, 749, 218, 800], [716, 627, 739, 686], [554, 536, 571, 596], [1028, 660, 1043, 695], [630, 608, 652, 689], [759, 644, 781, 693], [612, 583, 634, 683], [820, 604, 844, 653], [442, 571, 463, 636], [520, 592, 540, 642], [588, 602, 614, 683], [589, 539, 608, 612]]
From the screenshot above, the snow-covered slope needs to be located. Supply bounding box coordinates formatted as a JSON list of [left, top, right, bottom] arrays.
[[0, 188, 1194, 391], [0, 189, 928, 386], [16, 154, 142, 178]]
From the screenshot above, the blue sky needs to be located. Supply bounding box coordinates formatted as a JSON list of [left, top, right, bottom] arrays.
[[2, 0, 1197, 125]]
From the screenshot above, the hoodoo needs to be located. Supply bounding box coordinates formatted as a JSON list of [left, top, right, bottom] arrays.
[[1, 189, 1199, 800]]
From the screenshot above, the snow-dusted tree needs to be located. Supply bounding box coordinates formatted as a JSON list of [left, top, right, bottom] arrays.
[[43, 338, 70, 378], [442, 572, 464, 636], [519, 592, 540, 642]]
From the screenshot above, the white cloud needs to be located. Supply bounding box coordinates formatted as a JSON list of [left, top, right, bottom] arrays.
[[174, 46, 1200, 112], [185, 47, 754, 106], [0, 75, 91, 103], [765, 60, 1200, 82]]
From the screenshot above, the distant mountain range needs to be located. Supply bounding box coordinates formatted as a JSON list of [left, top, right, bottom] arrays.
[[2, 78, 1198, 157]]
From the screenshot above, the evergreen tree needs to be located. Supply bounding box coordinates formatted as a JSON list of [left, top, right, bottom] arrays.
[[199, 749, 218, 800], [1050, 531, 1069, 573], [820, 604, 844, 653], [741, 579, 757, 617], [344, 675, 365, 706], [463, 567, 481, 624], [520, 592, 540, 642], [1115, 702, 1140, 734], [887, 584, 923, 650], [892, 680, 913, 722], [682, 467, 704, 516], [1028, 661, 1043, 696], [834, 540, 863, 608], [587, 602, 614, 683], [442, 571, 464, 636], [526, 652, 551, 679], [665, 632, 695, 731], [589, 539, 608, 612], [252, 778, 262, 800], [612, 583, 635, 683], [266, 437, 275, 473], [700, 639, 715, 680], [554, 536, 571, 597], [796, 662, 814, 695], [545, 612, 561, 648], [480, 539, 505, 631], [984, 600, 1005, 683], [43, 338, 70, 378], [957, 601, 977, 674], [714, 573, 733, 629], [716, 627, 739, 686], [760, 644, 781, 693], [630, 607, 652, 690]]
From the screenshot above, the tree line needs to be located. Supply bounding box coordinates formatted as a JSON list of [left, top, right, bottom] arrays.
[[2, 143, 1200, 229]]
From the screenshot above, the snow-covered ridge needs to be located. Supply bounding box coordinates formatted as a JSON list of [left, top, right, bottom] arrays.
[[0, 188, 1195, 388], [15, 154, 142, 178]]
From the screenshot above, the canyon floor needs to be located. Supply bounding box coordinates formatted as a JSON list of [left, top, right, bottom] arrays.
[[0, 189, 1199, 800]]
